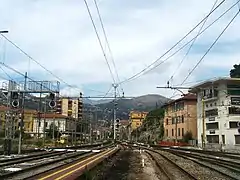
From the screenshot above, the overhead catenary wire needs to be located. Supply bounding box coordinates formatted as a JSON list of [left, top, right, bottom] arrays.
[[118, 0, 226, 85], [180, 10, 240, 85], [93, 0, 124, 94], [169, 0, 219, 98], [0, 34, 75, 89], [0, 35, 110, 94], [83, 0, 116, 84], [169, 0, 219, 83]]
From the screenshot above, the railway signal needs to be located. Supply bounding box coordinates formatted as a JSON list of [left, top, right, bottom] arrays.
[[11, 92, 20, 108], [49, 93, 56, 108]]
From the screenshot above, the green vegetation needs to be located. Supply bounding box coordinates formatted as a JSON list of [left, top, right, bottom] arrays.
[[230, 64, 240, 78], [182, 131, 193, 143], [45, 123, 59, 139], [133, 108, 165, 144]]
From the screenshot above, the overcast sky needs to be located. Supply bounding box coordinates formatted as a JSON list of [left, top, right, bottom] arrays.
[[0, 0, 239, 99]]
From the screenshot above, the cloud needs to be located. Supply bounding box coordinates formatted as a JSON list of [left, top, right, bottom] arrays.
[[0, 0, 239, 100]]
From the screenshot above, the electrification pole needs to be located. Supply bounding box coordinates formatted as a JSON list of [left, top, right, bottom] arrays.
[[113, 83, 118, 141], [202, 98, 205, 148], [18, 72, 27, 154]]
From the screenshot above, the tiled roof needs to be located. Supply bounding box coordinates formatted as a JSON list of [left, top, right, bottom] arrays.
[[163, 93, 197, 106], [189, 77, 240, 93], [33, 113, 68, 119]]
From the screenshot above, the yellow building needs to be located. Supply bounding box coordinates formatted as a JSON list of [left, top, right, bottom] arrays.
[[163, 93, 197, 141], [58, 98, 82, 119], [0, 106, 36, 135], [129, 111, 148, 131], [24, 110, 37, 133]]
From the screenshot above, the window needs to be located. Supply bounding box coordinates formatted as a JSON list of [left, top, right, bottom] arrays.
[[166, 118, 169, 125], [227, 84, 240, 95], [203, 89, 218, 98], [45, 122, 48, 128], [222, 135, 225, 144], [38, 121, 41, 127], [181, 115, 184, 123], [207, 135, 219, 143], [166, 129, 168, 136], [235, 135, 240, 144], [206, 104, 209, 108], [178, 128, 180, 136], [231, 97, 240, 106], [172, 117, 175, 124], [205, 109, 218, 117], [210, 103, 212, 107], [172, 129, 174, 136], [229, 121, 239, 128], [228, 107, 240, 115], [206, 122, 219, 130], [182, 128, 184, 136]]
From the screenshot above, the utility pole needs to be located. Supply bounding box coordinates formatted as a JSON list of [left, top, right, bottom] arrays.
[[18, 72, 27, 154], [37, 83, 43, 140], [175, 102, 177, 145], [202, 98, 205, 148], [113, 83, 118, 141], [43, 98, 47, 147]]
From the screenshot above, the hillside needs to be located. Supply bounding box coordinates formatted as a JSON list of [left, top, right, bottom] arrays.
[[96, 94, 169, 120]]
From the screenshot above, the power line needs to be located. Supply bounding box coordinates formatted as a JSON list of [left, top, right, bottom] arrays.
[[173, 75, 229, 86], [120, 0, 239, 85], [93, 0, 124, 94], [0, 34, 76, 89], [83, 0, 116, 84], [0, 34, 110, 94], [169, 0, 219, 83], [181, 10, 240, 85], [169, 0, 219, 98], [118, 0, 226, 85]]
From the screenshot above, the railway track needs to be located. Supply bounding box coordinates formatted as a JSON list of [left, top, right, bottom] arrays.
[[160, 146, 240, 161], [0, 144, 115, 180], [145, 150, 197, 180], [165, 149, 240, 180], [0, 151, 67, 167]]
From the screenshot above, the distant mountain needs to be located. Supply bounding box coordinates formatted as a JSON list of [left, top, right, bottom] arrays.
[[96, 94, 169, 120]]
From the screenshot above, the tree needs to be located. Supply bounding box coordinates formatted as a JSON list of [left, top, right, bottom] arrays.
[[45, 123, 59, 139], [230, 64, 240, 78], [183, 131, 193, 143]]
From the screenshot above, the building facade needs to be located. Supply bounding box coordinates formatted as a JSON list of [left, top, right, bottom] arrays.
[[57, 97, 83, 120], [190, 77, 240, 149], [163, 93, 197, 141], [32, 113, 75, 138], [0, 106, 36, 136], [129, 111, 148, 131]]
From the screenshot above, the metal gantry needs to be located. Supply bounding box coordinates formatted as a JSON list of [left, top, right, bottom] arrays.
[[0, 73, 60, 155]]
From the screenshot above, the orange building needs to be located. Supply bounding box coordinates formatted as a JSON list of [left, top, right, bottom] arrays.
[[163, 93, 197, 141], [129, 111, 148, 131]]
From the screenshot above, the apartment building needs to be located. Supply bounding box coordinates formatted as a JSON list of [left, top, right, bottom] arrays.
[[32, 113, 75, 137], [129, 111, 148, 131], [163, 93, 197, 141], [57, 97, 83, 120], [189, 77, 240, 149]]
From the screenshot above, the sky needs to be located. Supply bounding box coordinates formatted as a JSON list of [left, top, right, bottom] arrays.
[[0, 0, 239, 99]]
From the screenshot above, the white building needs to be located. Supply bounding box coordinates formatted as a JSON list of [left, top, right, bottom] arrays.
[[32, 113, 75, 137], [190, 77, 240, 150]]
